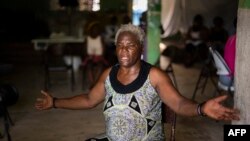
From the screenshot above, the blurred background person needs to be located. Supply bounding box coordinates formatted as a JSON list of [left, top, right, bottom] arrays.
[[219, 18, 237, 87], [209, 16, 229, 55], [184, 14, 210, 67], [104, 15, 119, 65], [82, 21, 108, 88]]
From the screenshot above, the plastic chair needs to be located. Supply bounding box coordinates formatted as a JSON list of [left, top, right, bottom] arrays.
[[208, 46, 234, 95]]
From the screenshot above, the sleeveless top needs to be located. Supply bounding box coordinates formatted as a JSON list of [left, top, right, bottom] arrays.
[[86, 35, 103, 55], [103, 61, 164, 141]]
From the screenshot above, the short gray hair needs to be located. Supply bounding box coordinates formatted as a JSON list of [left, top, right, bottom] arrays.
[[114, 24, 145, 46]]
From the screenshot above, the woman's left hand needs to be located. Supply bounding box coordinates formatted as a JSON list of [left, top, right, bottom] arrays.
[[202, 95, 240, 121]]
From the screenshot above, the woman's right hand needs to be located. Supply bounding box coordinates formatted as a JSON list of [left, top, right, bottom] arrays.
[[35, 90, 53, 110]]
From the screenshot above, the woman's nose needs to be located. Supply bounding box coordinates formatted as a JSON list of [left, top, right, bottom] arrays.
[[120, 46, 128, 52]]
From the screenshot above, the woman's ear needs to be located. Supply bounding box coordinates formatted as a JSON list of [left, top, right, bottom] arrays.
[[141, 45, 144, 52]]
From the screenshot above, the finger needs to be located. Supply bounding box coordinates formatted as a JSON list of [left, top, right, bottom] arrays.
[[222, 107, 240, 115], [35, 99, 45, 105], [225, 111, 240, 120], [41, 90, 52, 98], [35, 104, 44, 110], [221, 114, 239, 121], [220, 109, 240, 121], [233, 108, 240, 114], [216, 115, 225, 121], [221, 116, 233, 121], [35, 102, 49, 110], [231, 114, 240, 120], [219, 114, 231, 121], [36, 105, 46, 110], [41, 90, 48, 96], [213, 95, 228, 103], [222, 112, 235, 120], [217, 113, 232, 121]]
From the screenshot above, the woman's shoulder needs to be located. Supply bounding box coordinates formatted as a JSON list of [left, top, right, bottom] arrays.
[[149, 66, 165, 76], [99, 67, 112, 81], [148, 66, 168, 88]]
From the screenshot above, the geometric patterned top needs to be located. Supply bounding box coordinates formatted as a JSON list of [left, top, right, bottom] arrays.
[[103, 60, 165, 141]]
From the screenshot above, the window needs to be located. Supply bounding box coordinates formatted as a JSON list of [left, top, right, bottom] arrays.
[[91, 0, 100, 11], [132, 0, 148, 25], [50, 0, 100, 11]]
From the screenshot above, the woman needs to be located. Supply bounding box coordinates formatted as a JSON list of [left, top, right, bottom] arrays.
[[36, 24, 239, 141]]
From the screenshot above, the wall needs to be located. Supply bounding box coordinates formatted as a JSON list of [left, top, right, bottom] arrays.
[[233, 0, 250, 124], [0, 0, 130, 43], [0, 0, 131, 65], [0, 0, 50, 42]]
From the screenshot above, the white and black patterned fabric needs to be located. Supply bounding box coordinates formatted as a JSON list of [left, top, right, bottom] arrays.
[[101, 60, 165, 141]]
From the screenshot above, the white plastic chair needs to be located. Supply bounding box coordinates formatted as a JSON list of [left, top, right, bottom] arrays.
[[209, 47, 234, 94]]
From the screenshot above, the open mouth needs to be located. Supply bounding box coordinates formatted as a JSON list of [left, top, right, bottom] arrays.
[[121, 57, 128, 60]]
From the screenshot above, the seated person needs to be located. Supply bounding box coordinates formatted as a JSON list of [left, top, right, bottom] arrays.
[[184, 14, 210, 66], [209, 16, 229, 55], [219, 34, 236, 87], [219, 18, 237, 87]]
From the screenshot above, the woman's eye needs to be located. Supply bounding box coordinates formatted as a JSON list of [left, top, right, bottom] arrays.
[[127, 44, 136, 47], [116, 43, 137, 49]]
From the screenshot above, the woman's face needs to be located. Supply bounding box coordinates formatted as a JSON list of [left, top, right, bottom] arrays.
[[116, 31, 143, 67]]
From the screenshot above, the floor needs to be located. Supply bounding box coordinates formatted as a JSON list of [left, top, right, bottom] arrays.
[[0, 58, 231, 141]]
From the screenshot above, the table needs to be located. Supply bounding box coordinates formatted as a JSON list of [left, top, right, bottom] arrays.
[[31, 36, 84, 71], [31, 36, 84, 50], [32, 37, 85, 90]]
